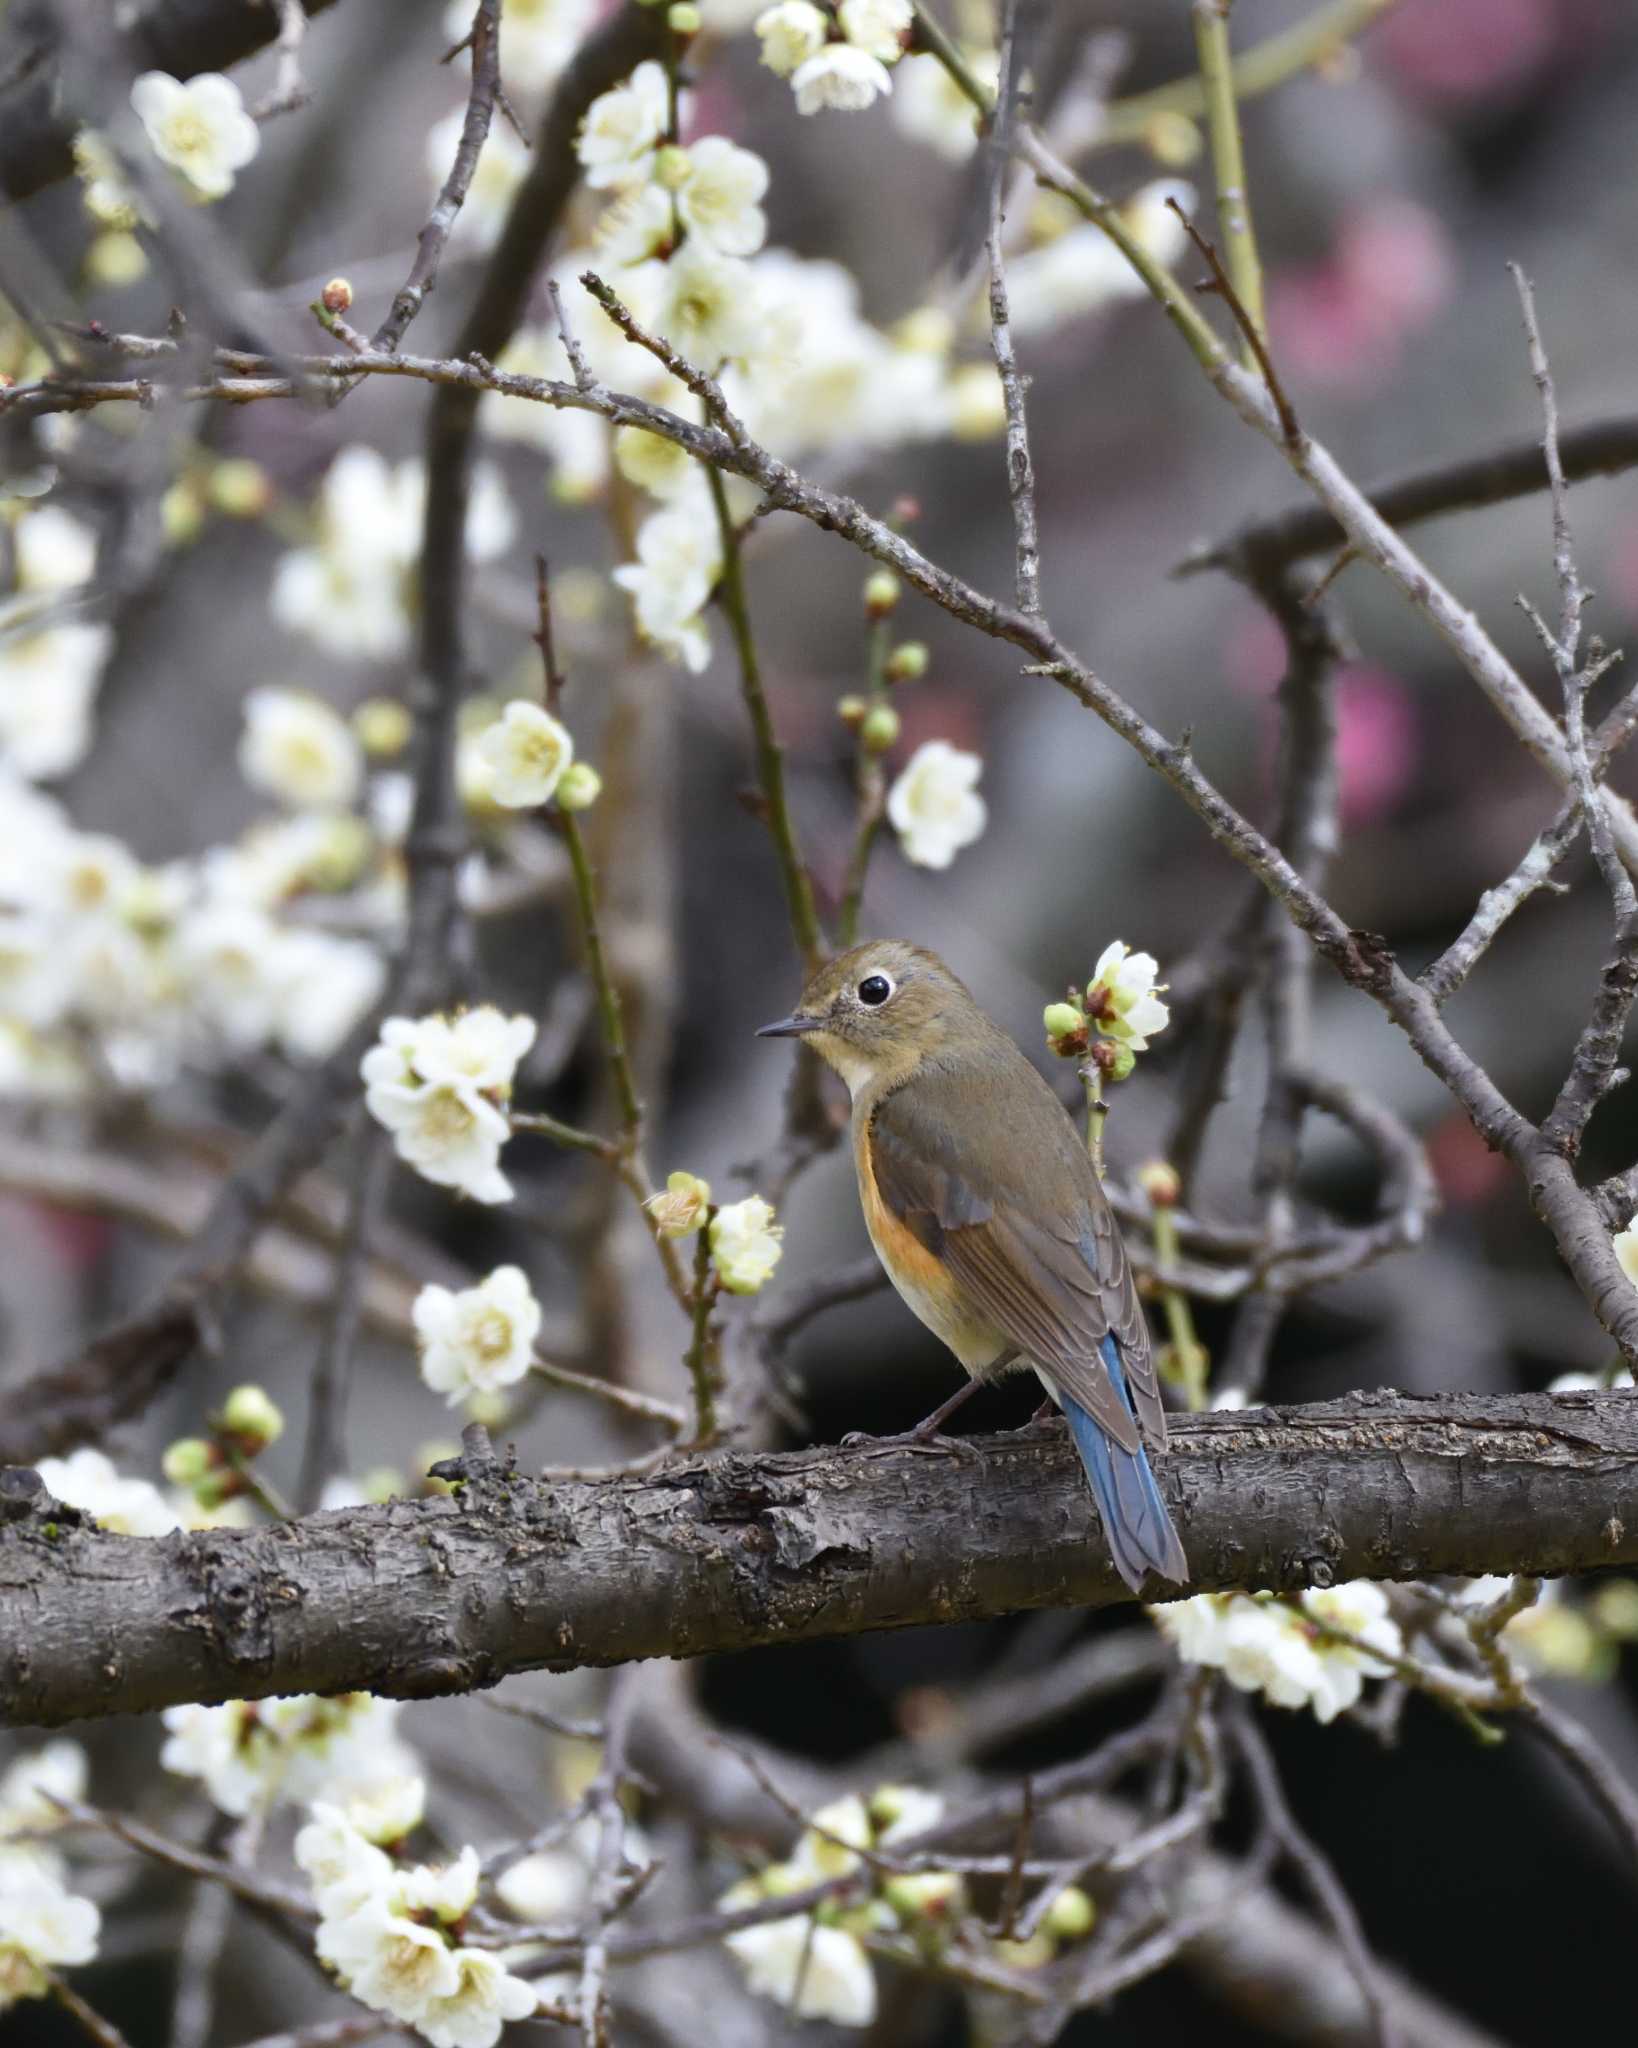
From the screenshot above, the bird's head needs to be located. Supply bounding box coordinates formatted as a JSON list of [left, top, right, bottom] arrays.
[[757, 940, 980, 1095]]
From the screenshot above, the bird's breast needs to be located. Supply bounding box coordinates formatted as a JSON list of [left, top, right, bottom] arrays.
[[855, 1119, 1007, 1375]]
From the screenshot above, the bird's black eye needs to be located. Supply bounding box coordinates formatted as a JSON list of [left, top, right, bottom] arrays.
[[858, 974, 893, 1006]]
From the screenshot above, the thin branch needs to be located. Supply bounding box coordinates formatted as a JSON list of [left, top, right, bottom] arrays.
[[1186, 413, 1638, 580], [1232, 1706, 1399, 2048], [1193, 0, 1267, 357], [369, 0, 506, 355], [985, 0, 1041, 615], [249, 0, 311, 121]]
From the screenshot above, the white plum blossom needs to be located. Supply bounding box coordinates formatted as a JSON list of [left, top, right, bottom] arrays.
[[709, 1194, 785, 1295], [0, 621, 111, 780], [441, 0, 596, 97], [673, 137, 769, 257], [130, 71, 259, 199], [870, 1783, 945, 1844], [272, 448, 513, 662], [755, 1, 829, 75], [362, 1008, 535, 1204], [1008, 181, 1194, 339], [239, 686, 364, 811], [72, 130, 149, 230], [612, 489, 724, 671], [614, 424, 697, 503], [1154, 1586, 1402, 1725], [886, 739, 986, 869], [11, 504, 97, 596], [653, 243, 764, 367], [837, 0, 912, 64], [0, 1851, 100, 2014], [495, 1846, 588, 1924], [595, 181, 676, 269], [161, 1693, 413, 1817], [1085, 941, 1170, 1051], [892, 49, 996, 160], [575, 61, 671, 189], [1550, 1366, 1635, 1391], [295, 1805, 395, 1920], [0, 1743, 87, 1843], [724, 1916, 877, 2027], [413, 1265, 542, 1405], [792, 45, 895, 115], [307, 1820, 536, 2046], [36, 1448, 180, 1537], [472, 701, 574, 808], [426, 109, 530, 251], [787, 1793, 872, 1879], [269, 929, 387, 1062]]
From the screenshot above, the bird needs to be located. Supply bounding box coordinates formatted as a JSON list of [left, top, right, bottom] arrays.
[[757, 939, 1188, 1595]]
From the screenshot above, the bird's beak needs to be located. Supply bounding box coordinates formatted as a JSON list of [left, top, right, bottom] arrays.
[[756, 1013, 820, 1039]]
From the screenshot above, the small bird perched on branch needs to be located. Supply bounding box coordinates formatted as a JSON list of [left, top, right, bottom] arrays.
[[759, 940, 1187, 1595]]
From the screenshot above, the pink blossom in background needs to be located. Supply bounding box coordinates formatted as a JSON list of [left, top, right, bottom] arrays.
[[1268, 199, 1456, 397], [1335, 665, 1418, 828], [1375, 0, 1556, 106], [1426, 1111, 1512, 1207], [1226, 618, 1417, 828]]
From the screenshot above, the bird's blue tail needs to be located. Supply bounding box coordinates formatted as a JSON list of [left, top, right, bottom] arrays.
[[1059, 1337, 1188, 1595]]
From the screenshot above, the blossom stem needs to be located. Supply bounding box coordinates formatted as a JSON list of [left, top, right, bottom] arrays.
[[1148, 1202, 1210, 1410], [1097, 0, 1397, 151], [703, 455, 825, 973], [560, 813, 643, 1138], [681, 1221, 721, 1444], [837, 617, 891, 948], [46, 1971, 135, 2048], [224, 1448, 297, 1522], [509, 1109, 613, 1155], [1193, 0, 1268, 368], [529, 1354, 689, 1431], [1082, 1065, 1106, 1179], [558, 815, 690, 1308]]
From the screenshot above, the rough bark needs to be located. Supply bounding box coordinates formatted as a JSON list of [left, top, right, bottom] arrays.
[[3, 1390, 1634, 1729]]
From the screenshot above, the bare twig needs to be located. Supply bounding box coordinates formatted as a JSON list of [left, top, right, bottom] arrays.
[[249, 0, 311, 120], [1193, 0, 1267, 358], [370, 0, 507, 355], [985, 0, 1041, 614]]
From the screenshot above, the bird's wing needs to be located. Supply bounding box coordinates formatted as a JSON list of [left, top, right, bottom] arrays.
[[868, 1067, 1166, 1454]]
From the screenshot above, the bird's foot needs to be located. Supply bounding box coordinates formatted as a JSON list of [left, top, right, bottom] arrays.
[[841, 1424, 981, 1462], [1014, 1399, 1062, 1437]]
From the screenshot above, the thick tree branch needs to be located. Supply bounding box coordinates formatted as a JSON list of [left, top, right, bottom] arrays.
[[3, 1390, 1635, 1729]]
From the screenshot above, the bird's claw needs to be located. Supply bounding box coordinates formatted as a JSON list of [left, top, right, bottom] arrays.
[[841, 1427, 981, 1462]]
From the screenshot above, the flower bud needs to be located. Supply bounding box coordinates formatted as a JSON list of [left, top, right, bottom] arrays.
[[1592, 1579, 1638, 1640], [994, 1931, 1057, 1970], [193, 1468, 240, 1512], [654, 143, 692, 190], [321, 277, 354, 313], [1043, 1001, 1083, 1044], [221, 1383, 284, 1450], [206, 458, 272, 519], [646, 1170, 711, 1238], [884, 1870, 966, 1923], [162, 1437, 216, 1488], [354, 696, 413, 757], [1090, 1040, 1136, 1082], [1137, 1160, 1181, 1208], [1043, 1886, 1096, 1939], [160, 480, 205, 548], [836, 694, 868, 727], [361, 1466, 403, 1504], [1143, 110, 1202, 166], [555, 761, 603, 811], [667, 0, 701, 30], [466, 1389, 510, 1428], [863, 569, 900, 617], [885, 641, 929, 684], [85, 230, 148, 286], [860, 704, 901, 754]]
